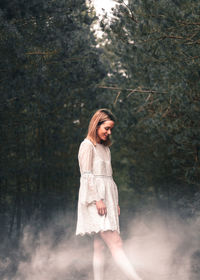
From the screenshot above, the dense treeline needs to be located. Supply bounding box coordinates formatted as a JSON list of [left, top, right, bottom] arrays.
[[100, 0, 200, 216], [0, 0, 200, 246], [0, 0, 106, 239]]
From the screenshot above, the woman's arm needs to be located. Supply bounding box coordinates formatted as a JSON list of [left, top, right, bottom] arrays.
[[78, 141, 105, 207], [118, 205, 120, 215]]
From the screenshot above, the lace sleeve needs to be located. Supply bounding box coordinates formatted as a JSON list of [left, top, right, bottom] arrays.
[[78, 140, 102, 205]]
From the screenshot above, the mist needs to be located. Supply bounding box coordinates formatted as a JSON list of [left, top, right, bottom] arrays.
[[1, 210, 199, 280]]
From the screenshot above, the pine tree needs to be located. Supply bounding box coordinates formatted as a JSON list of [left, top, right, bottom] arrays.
[[0, 0, 106, 239], [99, 0, 200, 213]]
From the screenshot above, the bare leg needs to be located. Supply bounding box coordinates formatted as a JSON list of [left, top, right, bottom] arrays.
[[93, 234, 105, 280], [100, 230, 142, 280]]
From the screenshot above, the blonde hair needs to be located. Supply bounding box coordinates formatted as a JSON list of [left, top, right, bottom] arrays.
[[87, 108, 115, 146]]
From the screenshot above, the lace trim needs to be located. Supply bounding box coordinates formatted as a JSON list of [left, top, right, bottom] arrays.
[[76, 228, 120, 236]]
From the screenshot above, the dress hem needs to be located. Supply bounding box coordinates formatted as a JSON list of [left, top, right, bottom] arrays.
[[76, 228, 120, 236]]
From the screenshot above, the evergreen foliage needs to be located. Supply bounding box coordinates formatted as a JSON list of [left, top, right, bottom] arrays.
[[99, 0, 200, 214], [1, 0, 200, 246], [0, 0, 105, 239]]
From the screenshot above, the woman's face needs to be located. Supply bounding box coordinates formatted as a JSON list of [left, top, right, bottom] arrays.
[[97, 120, 115, 143]]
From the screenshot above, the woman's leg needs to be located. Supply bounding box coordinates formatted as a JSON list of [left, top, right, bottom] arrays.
[[93, 234, 106, 280], [100, 230, 142, 280]]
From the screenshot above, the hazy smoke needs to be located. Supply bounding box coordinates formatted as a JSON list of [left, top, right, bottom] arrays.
[[1, 211, 200, 280], [123, 212, 200, 280]]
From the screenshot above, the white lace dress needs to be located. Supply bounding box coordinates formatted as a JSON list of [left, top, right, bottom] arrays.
[[76, 138, 120, 236]]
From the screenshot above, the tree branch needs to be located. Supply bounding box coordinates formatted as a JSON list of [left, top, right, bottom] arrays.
[[114, 91, 121, 105], [178, 21, 200, 26], [26, 51, 57, 55], [97, 85, 167, 94], [122, 1, 138, 23]]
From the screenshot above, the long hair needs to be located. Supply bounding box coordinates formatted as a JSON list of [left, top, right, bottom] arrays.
[[87, 108, 116, 146]]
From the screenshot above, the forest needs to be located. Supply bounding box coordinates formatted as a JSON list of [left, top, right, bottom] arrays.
[[0, 0, 200, 279]]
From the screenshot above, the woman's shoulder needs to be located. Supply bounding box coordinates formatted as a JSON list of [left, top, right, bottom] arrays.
[[78, 139, 95, 159], [79, 138, 94, 150]]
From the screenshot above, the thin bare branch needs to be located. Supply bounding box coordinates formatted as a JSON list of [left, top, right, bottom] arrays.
[[145, 93, 152, 102], [185, 40, 200, 45], [127, 90, 137, 98], [178, 21, 200, 26], [26, 51, 57, 55], [160, 35, 184, 40], [114, 91, 121, 105], [97, 85, 167, 94], [122, 0, 138, 23]]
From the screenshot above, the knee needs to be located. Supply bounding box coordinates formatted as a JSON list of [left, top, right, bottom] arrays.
[[102, 233, 123, 252], [110, 236, 123, 251]]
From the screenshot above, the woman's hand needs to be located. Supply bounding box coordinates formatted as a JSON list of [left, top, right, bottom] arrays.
[[96, 200, 107, 216], [118, 205, 120, 215]]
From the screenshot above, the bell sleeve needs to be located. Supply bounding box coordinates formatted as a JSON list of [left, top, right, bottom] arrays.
[[78, 140, 102, 206]]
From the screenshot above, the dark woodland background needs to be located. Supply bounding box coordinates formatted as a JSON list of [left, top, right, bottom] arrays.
[[0, 0, 200, 275]]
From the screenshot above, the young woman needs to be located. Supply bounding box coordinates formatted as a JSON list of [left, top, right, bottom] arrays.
[[76, 109, 142, 280]]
